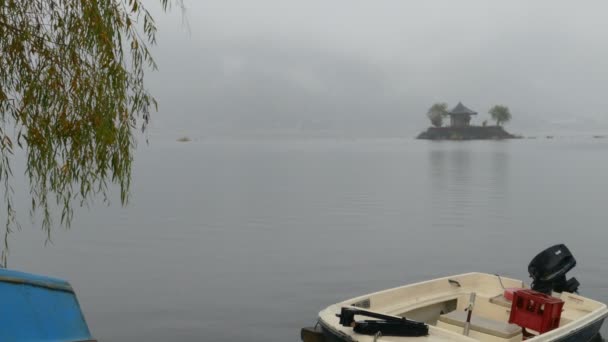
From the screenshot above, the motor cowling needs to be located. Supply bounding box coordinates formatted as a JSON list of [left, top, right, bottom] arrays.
[[528, 244, 579, 294]]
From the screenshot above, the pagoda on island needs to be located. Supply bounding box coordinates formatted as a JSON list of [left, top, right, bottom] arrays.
[[417, 101, 517, 139], [447, 102, 477, 127]]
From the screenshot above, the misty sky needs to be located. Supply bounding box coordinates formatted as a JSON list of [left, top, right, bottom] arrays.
[[145, 0, 608, 137]]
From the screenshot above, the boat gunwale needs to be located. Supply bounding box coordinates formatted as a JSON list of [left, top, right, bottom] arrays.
[[333, 273, 521, 308], [0, 274, 75, 293]]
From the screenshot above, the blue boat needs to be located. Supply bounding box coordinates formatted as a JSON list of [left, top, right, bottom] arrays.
[[0, 268, 95, 341]]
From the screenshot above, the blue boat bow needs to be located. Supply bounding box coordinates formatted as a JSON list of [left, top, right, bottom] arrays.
[[0, 268, 95, 341]]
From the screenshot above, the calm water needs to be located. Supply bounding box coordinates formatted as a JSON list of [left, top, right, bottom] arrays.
[[8, 137, 608, 341]]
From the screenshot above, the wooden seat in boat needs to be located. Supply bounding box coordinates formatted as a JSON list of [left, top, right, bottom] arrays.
[[489, 294, 512, 308], [438, 311, 522, 339]]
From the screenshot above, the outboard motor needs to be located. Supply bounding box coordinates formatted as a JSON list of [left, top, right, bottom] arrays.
[[528, 244, 580, 294]]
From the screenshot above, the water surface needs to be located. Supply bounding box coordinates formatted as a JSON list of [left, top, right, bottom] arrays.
[[10, 137, 608, 341]]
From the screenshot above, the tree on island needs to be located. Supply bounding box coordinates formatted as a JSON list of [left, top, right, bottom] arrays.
[[0, 0, 183, 265], [426, 102, 448, 127], [489, 105, 512, 126]]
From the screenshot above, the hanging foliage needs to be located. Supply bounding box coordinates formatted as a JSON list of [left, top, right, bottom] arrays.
[[0, 0, 182, 265]]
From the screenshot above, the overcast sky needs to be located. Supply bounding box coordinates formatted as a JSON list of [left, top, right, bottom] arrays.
[[144, 0, 608, 137]]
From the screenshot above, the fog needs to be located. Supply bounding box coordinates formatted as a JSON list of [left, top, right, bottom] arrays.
[[144, 0, 608, 138]]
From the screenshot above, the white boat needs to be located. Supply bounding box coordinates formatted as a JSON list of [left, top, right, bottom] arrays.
[[306, 245, 608, 342]]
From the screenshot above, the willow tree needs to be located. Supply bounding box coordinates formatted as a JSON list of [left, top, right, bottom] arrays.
[[489, 105, 512, 126], [0, 0, 181, 265], [426, 102, 448, 128]]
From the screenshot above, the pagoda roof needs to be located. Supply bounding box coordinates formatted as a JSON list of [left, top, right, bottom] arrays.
[[448, 102, 477, 115]]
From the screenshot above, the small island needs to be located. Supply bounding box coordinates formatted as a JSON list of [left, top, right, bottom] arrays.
[[417, 102, 517, 140]]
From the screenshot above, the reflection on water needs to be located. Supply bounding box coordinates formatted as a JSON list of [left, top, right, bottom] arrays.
[[428, 143, 512, 230], [429, 147, 473, 229]]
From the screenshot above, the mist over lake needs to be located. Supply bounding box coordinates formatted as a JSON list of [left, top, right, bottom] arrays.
[[145, 0, 608, 139]]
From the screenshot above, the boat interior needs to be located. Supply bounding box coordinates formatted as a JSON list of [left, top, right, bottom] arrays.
[[323, 273, 606, 341]]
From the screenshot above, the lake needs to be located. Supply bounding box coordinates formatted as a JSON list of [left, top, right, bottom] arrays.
[[8, 137, 608, 341]]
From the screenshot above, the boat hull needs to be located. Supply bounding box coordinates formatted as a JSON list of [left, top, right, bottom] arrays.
[[553, 317, 604, 342], [319, 318, 605, 342], [321, 329, 348, 342], [319, 321, 354, 342]]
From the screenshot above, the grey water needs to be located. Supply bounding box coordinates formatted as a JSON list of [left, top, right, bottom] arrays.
[[9, 137, 608, 341]]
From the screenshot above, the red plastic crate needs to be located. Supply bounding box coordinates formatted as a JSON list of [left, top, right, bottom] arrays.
[[508, 289, 564, 334]]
